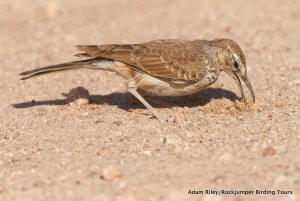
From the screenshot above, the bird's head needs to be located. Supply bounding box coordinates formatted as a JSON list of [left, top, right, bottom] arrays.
[[213, 39, 255, 103]]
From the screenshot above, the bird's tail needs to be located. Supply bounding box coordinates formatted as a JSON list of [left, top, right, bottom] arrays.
[[20, 58, 114, 80]]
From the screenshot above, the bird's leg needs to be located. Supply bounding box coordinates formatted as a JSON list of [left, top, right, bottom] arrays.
[[127, 88, 159, 116], [126, 77, 170, 122], [128, 89, 171, 108], [143, 96, 171, 108], [127, 88, 172, 122], [127, 89, 147, 104]]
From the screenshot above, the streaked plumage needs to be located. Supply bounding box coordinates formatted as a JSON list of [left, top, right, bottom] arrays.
[[20, 39, 255, 121]]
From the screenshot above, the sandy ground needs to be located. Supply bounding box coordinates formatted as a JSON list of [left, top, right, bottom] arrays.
[[0, 0, 300, 201]]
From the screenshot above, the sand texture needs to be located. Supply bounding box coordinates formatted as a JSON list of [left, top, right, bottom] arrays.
[[0, 0, 299, 201]]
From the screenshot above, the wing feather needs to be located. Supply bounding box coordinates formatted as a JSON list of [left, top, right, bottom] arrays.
[[76, 39, 210, 82]]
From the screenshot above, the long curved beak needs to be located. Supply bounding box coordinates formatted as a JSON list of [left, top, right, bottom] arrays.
[[232, 72, 255, 103]]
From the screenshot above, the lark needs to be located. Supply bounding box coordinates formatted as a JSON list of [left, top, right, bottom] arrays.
[[20, 39, 255, 121]]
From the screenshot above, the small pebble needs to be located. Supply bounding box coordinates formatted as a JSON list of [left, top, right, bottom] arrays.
[[101, 166, 123, 181], [66, 87, 90, 106], [0, 185, 5, 193], [262, 145, 276, 157], [163, 134, 183, 146], [228, 107, 239, 115], [163, 134, 184, 152], [173, 114, 181, 123], [234, 197, 245, 201], [114, 121, 123, 126], [219, 152, 232, 161], [141, 150, 152, 156]]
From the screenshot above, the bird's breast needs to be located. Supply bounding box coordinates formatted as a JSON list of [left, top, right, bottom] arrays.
[[204, 61, 220, 83]]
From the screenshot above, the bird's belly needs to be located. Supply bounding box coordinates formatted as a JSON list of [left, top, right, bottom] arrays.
[[137, 74, 217, 97]]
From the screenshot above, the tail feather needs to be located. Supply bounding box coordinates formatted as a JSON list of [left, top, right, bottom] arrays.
[[20, 58, 106, 80]]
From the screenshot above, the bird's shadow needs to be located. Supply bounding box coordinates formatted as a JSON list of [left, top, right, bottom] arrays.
[[12, 88, 239, 110]]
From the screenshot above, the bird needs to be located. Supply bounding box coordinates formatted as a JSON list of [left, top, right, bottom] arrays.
[[20, 39, 255, 121]]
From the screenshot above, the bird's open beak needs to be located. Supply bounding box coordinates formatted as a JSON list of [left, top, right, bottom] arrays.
[[232, 72, 255, 103]]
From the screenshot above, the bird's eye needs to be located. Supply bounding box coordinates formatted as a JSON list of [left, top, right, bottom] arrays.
[[234, 61, 239, 69]]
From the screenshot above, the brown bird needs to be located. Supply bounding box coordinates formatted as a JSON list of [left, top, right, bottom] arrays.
[[20, 39, 255, 121]]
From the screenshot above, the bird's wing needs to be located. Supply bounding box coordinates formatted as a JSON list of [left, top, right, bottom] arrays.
[[76, 39, 209, 82]]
